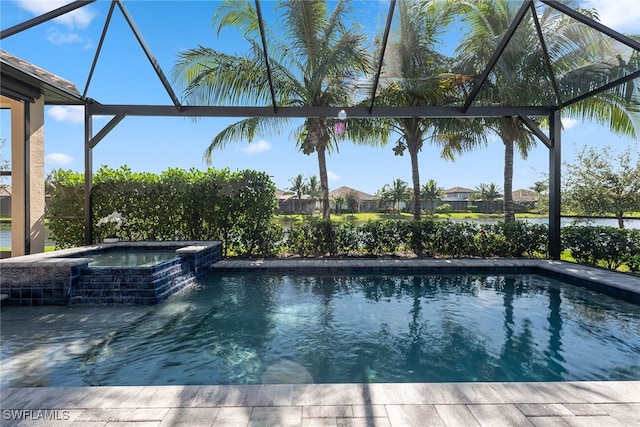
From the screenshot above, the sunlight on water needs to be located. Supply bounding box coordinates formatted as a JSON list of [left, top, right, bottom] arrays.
[[1, 273, 639, 386]]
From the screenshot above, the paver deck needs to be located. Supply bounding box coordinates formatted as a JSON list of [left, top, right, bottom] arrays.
[[1, 382, 639, 426], [2, 259, 639, 426]]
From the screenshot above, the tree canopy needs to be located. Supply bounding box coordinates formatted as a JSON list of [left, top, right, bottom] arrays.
[[564, 145, 640, 228]]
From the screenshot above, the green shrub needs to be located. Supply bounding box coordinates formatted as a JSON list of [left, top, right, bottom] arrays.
[[436, 203, 451, 213], [561, 225, 638, 270], [433, 221, 477, 257], [47, 166, 277, 255], [360, 220, 406, 255], [46, 169, 85, 248], [406, 220, 439, 256]]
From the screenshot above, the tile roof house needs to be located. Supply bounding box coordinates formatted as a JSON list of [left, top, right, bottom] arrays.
[[512, 189, 539, 203], [442, 187, 477, 201], [329, 186, 378, 213]]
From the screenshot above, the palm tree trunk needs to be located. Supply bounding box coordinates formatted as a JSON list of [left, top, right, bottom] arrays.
[[317, 146, 331, 220], [409, 142, 422, 221], [503, 138, 515, 222], [617, 211, 625, 229]]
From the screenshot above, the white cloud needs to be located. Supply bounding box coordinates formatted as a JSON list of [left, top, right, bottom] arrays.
[[47, 106, 84, 124], [46, 28, 83, 45], [242, 140, 271, 154], [562, 117, 580, 130], [583, 0, 640, 34], [45, 153, 74, 165], [15, 0, 96, 29], [327, 171, 340, 182]]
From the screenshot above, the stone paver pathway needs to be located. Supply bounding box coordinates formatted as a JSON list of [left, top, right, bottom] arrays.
[[2, 382, 639, 426]]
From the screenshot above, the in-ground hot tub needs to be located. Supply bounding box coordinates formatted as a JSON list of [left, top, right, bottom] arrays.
[[0, 241, 222, 305]]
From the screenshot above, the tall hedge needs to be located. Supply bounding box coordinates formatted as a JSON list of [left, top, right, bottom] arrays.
[[47, 166, 277, 256]]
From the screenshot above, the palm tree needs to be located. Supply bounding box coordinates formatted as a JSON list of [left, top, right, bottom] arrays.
[[421, 178, 443, 213], [374, 186, 394, 212], [452, 0, 640, 222], [387, 178, 411, 213], [305, 175, 321, 213], [172, 0, 374, 220], [288, 174, 307, 213], [345, 190, 360, 213], [475, 182, 502, 214], [530, 180, 548, 214], [332, 195, 345, 215], [366, 0, 463, 221]]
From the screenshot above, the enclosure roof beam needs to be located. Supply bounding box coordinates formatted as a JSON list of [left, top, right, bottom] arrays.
[[83, 1, 117, 100], [254, 0, 278, 114], [369, 0, 396, 114], [88, 113, 126, 149], [530, 2, 562, 108], [518, 114, 552, 148], [86, 103, 554, 118], [540, 0, 640, 51], [462, 0, 533, 112], [562, 71, 640, 109], [0, 1, 96, 39], [115, 0, 182, 110]]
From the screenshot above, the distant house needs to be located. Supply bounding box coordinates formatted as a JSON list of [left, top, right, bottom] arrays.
[[512, 189, 538, 204], [276, 189, 315, 214], [0, 186, 10, 217], [442, 187, 476, 201], [0, 186, 51, 218], [512, 189, 538, 209], [329, 186, 377, 213]]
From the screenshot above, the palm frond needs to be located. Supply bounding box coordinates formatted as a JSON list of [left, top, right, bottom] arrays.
[[204, 116, 292, 164]]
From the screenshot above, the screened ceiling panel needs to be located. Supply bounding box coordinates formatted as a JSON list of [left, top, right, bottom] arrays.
[[1, 0, 638, 117], [468, 5, 558, 108], [546, 11, 640, 106]]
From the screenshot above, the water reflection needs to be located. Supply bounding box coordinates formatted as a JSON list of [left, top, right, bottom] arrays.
[[1, 273, 639, 387]]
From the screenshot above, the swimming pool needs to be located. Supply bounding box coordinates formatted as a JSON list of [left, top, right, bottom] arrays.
[[1, 271, 638, 387]]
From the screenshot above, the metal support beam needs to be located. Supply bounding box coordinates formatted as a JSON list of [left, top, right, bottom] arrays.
[[254, 0, 278, 114], [562, 70, 640, 109], [548, 110, 561, 260], [369, 0, 396, 114], [462, 0, 533, 112], [83, 1, 117, 99], [89, 113, 126, 149], [0, 1, 96, 39], [86, 104, 554, 118], [540, 0, 640, 51], [530, 2, 562, 107], [84, 109, 93, 245], [115, 0, 182, 109], [518, 113, 552, 148]]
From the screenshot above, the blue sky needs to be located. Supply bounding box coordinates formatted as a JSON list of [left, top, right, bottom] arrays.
[[1, 0, 638, 195]]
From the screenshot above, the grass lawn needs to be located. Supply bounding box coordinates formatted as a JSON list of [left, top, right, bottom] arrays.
[[275, 211, 545, 225]]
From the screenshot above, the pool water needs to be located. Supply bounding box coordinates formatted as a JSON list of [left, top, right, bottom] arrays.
[[1, 273, 639, 387], [74, 250, 179, 267], [82, 249, 178, 267]]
